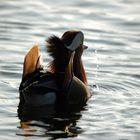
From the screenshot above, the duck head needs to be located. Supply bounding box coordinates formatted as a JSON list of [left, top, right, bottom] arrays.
[[61, 30, 88, 85], [61, 30, 88, 52]]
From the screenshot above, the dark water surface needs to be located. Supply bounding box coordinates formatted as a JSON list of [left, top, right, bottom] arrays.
[[0, 0, 140, 139]]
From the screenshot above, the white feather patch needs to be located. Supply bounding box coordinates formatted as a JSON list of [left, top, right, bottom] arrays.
[[66, 32, 83, 51]]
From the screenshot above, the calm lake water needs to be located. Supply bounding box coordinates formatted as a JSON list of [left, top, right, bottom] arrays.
[[0, 0, 140, 139]]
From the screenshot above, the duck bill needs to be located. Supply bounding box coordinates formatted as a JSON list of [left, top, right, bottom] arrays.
[[83, 45, 88, 50]]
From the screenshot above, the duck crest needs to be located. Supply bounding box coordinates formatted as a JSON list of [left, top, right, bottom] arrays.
[[46, 36, 70, 73]]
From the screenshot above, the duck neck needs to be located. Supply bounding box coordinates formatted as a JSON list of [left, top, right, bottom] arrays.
[[73, 56, 87, 85], [48, 61, 67, 74]]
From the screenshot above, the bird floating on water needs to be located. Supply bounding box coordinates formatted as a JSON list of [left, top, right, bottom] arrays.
[[18, 30, 91, 113]]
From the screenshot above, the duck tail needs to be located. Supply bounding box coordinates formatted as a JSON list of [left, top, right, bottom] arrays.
[[46, 36, 70, 73]]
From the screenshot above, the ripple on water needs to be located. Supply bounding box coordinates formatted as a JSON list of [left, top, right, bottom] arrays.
[[0, 0, 140, 139]]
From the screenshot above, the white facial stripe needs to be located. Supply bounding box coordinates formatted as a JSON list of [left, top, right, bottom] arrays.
[[67, 32, 83, 51]]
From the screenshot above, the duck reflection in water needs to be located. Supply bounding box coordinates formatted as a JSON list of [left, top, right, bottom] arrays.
[[18, 105, 85, 138], [17, 30, 91, 138]]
